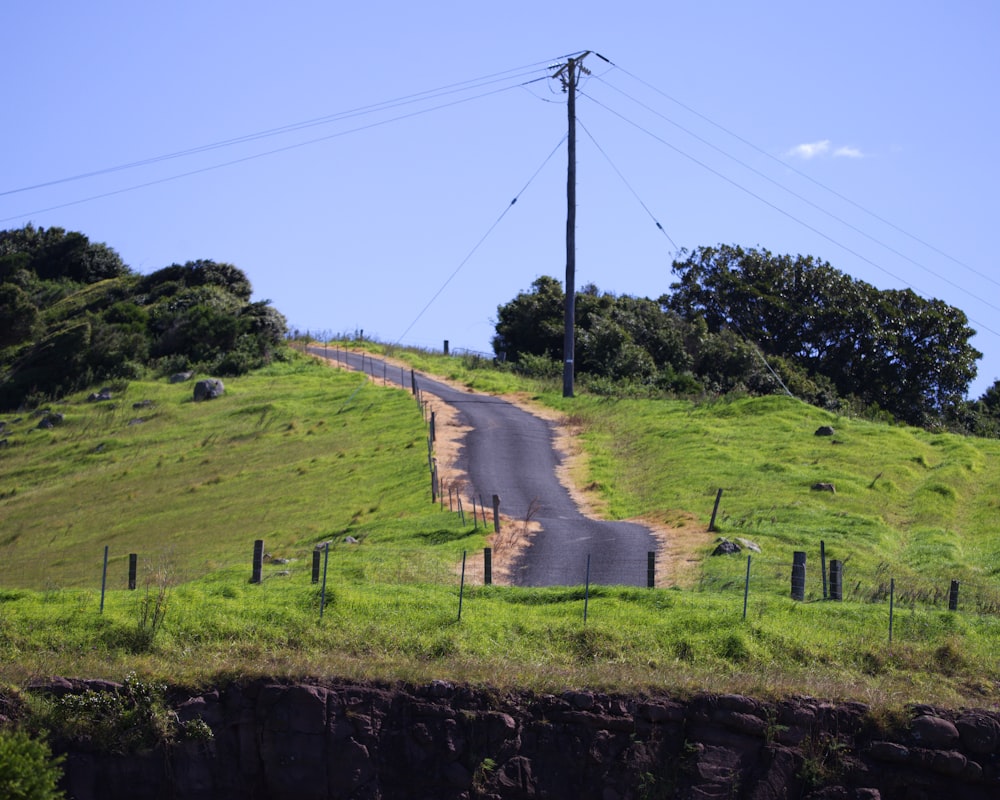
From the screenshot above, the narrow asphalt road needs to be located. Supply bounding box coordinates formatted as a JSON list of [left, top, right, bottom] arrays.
[[308, 346, 659, 587]]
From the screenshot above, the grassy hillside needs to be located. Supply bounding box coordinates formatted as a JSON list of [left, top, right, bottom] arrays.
[[548, 393, 1000, 604], [0, 349, 998, 710]]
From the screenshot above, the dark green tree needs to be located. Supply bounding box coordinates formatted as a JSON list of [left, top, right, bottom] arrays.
[[0, 284, 41, 348], [492, 276, 565, 361], [667, 245, 980, 425], [0, 224, 127, 283]]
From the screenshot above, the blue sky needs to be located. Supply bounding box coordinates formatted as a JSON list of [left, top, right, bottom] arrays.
[[4, 2, 998, 397]]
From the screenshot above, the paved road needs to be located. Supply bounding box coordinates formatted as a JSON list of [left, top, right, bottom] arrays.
[[309, 346, 658, 587]]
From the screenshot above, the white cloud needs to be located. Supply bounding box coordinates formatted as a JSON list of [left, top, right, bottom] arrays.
[[787, 140, 866, 160], [788, 140, 831, 159], [834, 146, 864, 158]]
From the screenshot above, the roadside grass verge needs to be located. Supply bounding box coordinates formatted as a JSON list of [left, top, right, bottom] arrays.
[[0, 571, 996, 709]]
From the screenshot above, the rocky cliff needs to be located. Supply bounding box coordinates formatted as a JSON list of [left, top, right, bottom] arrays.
[[37, 677, 1000, 799]]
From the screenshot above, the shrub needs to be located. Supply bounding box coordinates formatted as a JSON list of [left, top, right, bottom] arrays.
[[0, 729, 65, 800], [30, 673, 174, 755]]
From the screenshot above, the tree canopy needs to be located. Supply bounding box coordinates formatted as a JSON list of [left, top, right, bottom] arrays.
[[493, 245, 991, 432], [0, 224, 288, 409], [665, 245, 980, 426]]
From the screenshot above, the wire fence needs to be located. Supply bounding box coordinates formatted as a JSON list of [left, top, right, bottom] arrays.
[[7, 536, 999, 619], [696, 546, 1000, 613]]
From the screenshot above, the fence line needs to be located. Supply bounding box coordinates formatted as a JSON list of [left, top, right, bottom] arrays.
[[4, 536, 996, 618]]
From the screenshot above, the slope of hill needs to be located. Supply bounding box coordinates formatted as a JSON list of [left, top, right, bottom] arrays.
[[0, 349, 998, 711]]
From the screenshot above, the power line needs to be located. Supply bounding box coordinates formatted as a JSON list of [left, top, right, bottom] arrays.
[[396, 135, 568, 344], [577, 117, 678, 251], [578, 91, 1000, 340], [602, 65, 999, 293], [585, 78, 1000, 310], [1, 60, 560, 199], [1, 76, 547, 225]]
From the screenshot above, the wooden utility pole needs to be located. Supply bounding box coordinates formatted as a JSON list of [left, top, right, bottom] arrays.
[[552, 52, 591, 398]]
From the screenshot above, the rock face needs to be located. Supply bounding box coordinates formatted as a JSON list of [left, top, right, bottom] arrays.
[[44, 679, 1000, 800]]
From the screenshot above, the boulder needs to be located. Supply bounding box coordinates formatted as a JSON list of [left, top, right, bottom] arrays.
[[711, 538, 741, 556], [812, 482, 836, 493], [815, 426, 835, 436], [193, 379, 225, 402], [170, 371, 194, 384], [955, 713, 1000, 754], [910, 714, 960, 749]]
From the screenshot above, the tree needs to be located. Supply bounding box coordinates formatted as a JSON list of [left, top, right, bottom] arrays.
[[492, 276, 565, 361], [0, 224, 127, 283], [0, 284, 40, 348], [0, 226, 289, 408], [666, 245, 980, 425]]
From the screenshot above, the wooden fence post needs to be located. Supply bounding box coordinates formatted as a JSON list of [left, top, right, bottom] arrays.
[[889, 577, 895, 643], [457, 550, 467, 621], [128, 553, 137, 590], [484, 547, 492, 585], [100, 545, 109, 613], [492, 494, 501, 534], [829, 559, 843, 601], [791, 551, 806, 601], [709, 488, 723, 532], [647, 551, 655, 588], [251, 539, 264, 584], [319, 543, 330, 619], [820, 540, 828, 600], [743, 554, 752, 620], [948, 579, 960, 611]]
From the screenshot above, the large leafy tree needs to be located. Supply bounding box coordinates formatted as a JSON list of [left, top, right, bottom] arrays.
[[493, 278, 703, 387], [665, 245, 980, 425], [492, 276, 565, 361]]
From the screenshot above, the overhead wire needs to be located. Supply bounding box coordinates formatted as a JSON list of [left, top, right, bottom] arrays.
[[586, 76, 1000, 311], [1, 73, 551, 225], [605, 64, 999, 292], [395, 135, 568, 345], [577, 90, 1000, 339], [1, 59, 560, 199], [576, 117, 678, 251]]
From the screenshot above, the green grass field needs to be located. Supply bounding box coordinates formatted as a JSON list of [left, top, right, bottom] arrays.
[[1, 346, 998, 711]]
